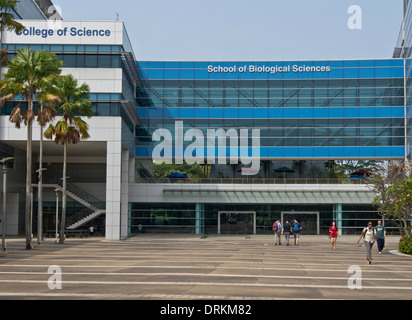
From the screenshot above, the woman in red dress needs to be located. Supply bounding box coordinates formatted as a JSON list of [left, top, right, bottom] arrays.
[[329, 221, 339, 249]]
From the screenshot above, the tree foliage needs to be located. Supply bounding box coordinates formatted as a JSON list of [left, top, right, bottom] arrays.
[[367, 162, 412, 237]]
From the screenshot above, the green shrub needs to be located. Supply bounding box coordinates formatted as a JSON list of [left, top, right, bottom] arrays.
[[398, 236, 412, 255]]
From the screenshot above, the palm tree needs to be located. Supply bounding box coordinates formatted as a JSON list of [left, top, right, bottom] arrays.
[[44, 74, 93, 244], [0, 0, 25, 66], [35, 90, 59, 245], [0, 48, 62, 249]]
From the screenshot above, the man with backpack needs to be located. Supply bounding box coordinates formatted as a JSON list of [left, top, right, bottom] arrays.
[[292, 219, 302, 246], [273, 219, 282, 245], [282, 220, 292, 246]]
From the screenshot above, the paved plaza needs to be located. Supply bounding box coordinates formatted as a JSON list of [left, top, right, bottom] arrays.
[[0, 234, 411, 300]]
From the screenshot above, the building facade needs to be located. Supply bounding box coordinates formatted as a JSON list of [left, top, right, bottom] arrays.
[[0, 0, 410, 239]]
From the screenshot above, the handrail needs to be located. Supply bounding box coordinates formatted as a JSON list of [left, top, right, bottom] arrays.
[[66, 207, 94, 228], [135, 177, 364, 185]]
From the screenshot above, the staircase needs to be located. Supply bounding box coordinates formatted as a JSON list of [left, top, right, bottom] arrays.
[[64, 182, 106, 229], [34, 181, 106, 230]]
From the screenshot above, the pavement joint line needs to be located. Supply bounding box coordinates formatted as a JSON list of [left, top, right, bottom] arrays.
[[0, 292, 326, 300], [0, 271, 411, 282], [0, 279, 411, 290], [1, 264, 412, 273]]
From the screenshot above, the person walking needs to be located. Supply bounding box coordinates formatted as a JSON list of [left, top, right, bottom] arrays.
[[328, 221, 339, 250], [375, 220, 386, 254], [272, 219, 282, 245], [292, 219, 302, 246], [282, 219, 292, 246], [357, 222, 377, 264]]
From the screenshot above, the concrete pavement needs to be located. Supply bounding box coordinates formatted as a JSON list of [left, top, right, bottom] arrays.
[[0, 234, 411, 300]]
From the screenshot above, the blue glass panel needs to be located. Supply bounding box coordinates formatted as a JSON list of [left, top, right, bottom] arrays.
[[85, 45, 98, 51], [98, 45, 111, 52], [180, 108, 194, 118], [359, 147, 375, 157], [148, 61, 164, 68], [328, 60, 344, 68], [299, 147, 314, 157], [180, 69, 194, 80], [259, 147, 268, 158], [391, 59, 404, 67], [194, 61, 210, 69], [149, 69, 164, 79], [180, 61, 194, 69], [164, 61, 180, 68], [194, 108, 208, 118], [375, 60, 391, 67], [392, 146, 405, 157], [391, 107, 405, 118], [148, 108, 164, 118], [375, 107, 392, 118], [313, 108, 329, 118], [344, 147, 359, 157], [269, 108, 283, 118], [137, 108, 148, 118], [391, 67, 404, 78], [267, 147, 283, 158], [164, 69, 179, 79], [329, 108, 344, 118], [224, 108, 239, 118], [313, 147, 329, 157], [135, 147, 152, 157], [374, 67, 391, 78], [358, 60, 375, 67], [239, 108, 252, 118], [343, 60, 359, 67], [344, 107, 359, 117], [209, 108, 224, 118], [344, 68, 359, 78], [63, 45, 76, 51], [328, 148, 344, 157], [254, 108, 268, 118], [165, 108, 180, 119], [375, 147, 392, 157], [138, 61, 149, 68], [359, 107, 375, 118], [329, 67, 344, 79], [299, 108, 314, 118], [50, 45, 63, 51], [359, 68, 375, 78], [284, 108, 298, 118], [284, 147, 299, 157]]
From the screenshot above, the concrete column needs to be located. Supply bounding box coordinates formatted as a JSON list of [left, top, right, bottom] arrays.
[[105, 122, 122, 240], [195, 203, 204, 235], [333, 204, 343, 236], [120, 149, 130, 238]]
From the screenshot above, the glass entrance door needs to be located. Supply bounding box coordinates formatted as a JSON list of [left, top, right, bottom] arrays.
[[218, 211, 256, 234]]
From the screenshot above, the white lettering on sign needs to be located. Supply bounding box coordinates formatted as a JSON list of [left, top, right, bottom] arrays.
[[208, 64, 331, 75]]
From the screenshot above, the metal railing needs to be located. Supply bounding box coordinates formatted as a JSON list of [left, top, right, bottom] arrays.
[[65, 182, 105, 210], [66, 207, 94, 228], [135, 177, 365, 185]]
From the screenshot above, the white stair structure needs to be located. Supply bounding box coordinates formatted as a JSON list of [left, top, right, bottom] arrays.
[[34, 182, 106, 230]]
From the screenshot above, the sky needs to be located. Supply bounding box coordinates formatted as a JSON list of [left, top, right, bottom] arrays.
[[53, 0, 404, 61]]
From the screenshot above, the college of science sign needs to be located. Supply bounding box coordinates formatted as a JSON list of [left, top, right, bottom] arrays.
[[208, 64, 331, 75], [3, 20, 124, 45]]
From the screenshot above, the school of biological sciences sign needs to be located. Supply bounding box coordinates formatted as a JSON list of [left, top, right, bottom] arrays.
[[208, 64, 331, 75]]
